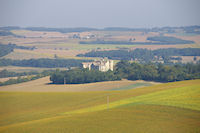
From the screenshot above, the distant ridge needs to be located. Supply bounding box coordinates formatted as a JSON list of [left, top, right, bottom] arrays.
[[0, 25, 200, 34]]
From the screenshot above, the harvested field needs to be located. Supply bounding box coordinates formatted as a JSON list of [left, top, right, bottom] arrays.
[[1, 49, 91, 60], [0, 76, 34, 82], [0, 76, 158, 92]]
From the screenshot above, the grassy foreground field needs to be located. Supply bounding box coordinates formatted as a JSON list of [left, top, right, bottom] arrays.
[[0, 79, 199, 133]]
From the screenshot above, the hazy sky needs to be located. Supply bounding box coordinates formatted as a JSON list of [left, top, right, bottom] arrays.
[[0, 0, 200, 28]]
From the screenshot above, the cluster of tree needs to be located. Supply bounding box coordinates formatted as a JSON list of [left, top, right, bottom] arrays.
[[50, 69, 121, 84], [14, 45, 36, 50], [0, 43, 35, 57], [0, 69, 39, 78], [0, 58, 92, 68], [0, 31, 15, 36], [80, 36, 194, 45], [182, 25, 200, 34], [147, 36, 194, 44], [103, 26, 200, 34], [0, 30, 24, 38], [0, 26, 21, 31], [0, 44, 14, 57], [153, 48, 200, 56], [77, 48, 200, 63], [0, 70, 54, 86], [115, 61, 200, 82], [50, 61, 200, 84]]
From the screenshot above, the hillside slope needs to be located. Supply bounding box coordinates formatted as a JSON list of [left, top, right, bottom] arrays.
[[0, 79, 199, 133]]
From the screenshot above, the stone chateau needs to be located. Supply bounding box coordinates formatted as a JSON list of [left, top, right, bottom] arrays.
[[82, 58, 113, 72]]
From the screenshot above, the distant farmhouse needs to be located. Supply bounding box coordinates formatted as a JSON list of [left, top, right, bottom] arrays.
[[82, 58, 113, 72]]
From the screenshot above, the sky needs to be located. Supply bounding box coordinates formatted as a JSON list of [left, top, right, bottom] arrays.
[[0, 0, 200, 28]]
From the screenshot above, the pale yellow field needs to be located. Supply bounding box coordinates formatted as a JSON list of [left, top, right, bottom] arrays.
[[0, 77, 18, 82], [1, 48, 102, 60], [0, 76, 159, 92], [0, 75, 34, 82], [171, 56, 200, 63]]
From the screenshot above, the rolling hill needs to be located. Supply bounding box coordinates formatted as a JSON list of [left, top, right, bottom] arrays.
[[0, 79, 199, 132]]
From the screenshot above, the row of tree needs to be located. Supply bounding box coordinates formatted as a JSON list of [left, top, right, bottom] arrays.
[[1, 25, 200, 34], [50, 69, 121, 84], [0, 44, 14, 57], [146, 36, 194, 44], [0, 70, 54, 86], [0, 69, 39, 78], [115, 61, 200, 82], [78, 48, 200, 63], [0, 58, 92, 68], [80, 36, 194, 45], [50, 61, 200, 84], [0, 43, 35, 57]]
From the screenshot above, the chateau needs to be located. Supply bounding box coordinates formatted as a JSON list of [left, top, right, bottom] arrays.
[[82, 58, 113, 72]]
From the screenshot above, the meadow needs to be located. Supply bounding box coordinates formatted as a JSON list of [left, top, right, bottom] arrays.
[[0, 66, 67, 73], [0, 79, 199, 133]]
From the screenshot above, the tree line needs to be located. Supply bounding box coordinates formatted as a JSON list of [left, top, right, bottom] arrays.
[[78, 48, 200, 63], [115, 61, 200, 82], [0, 43, 35, 57], [0, 70, 54, 86], [50, 61, 200, 84], [80, 36, 194, 45], [0, 69, 39, 78], [2, 25, 199, 34], [0, 58, 92, 68], [50, 69, 121, 84], [0, 44, 14, 57], [146, 36, 194, 44]]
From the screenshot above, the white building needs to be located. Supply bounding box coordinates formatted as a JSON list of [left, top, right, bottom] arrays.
[[82, 58, 113, 72]]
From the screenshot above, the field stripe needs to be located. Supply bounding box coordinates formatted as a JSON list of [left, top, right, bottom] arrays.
[[63, 84, 200, 115]]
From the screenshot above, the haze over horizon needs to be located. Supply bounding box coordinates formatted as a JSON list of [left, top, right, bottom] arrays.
[[0, 0, 200, 28]]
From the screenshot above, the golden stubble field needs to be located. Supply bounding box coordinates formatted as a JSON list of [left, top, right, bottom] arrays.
[[1, 49, 91, 60], [0, 76, 158, 92]]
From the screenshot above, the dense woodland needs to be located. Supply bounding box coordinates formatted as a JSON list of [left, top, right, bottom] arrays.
[[0, 58, 92, 68], [0, 30, 15, 36], [50, 61, 200, 84], [0, 43, 35, 57], [0, 44, 14, 57], [78, 48, 200, 63], [146, 36, 194, 44], [115, 61, 200, 82], [50, 69, 120, 84]]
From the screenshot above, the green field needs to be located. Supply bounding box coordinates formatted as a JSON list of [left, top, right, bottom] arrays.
[[0, 66, 67, 73], [0, 79, 199, 133]]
